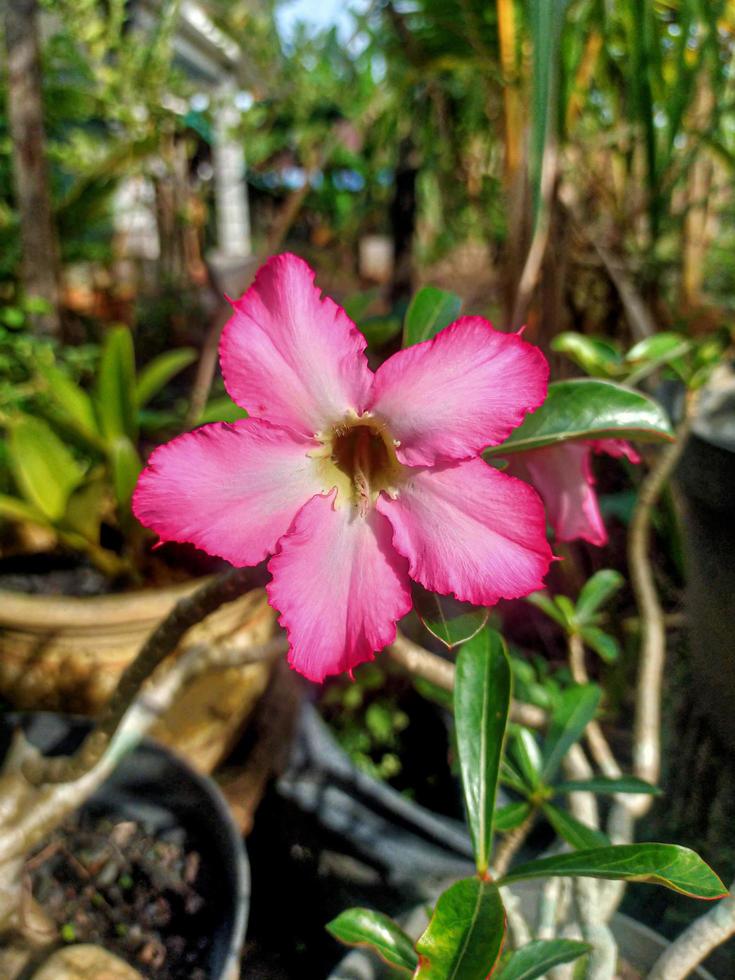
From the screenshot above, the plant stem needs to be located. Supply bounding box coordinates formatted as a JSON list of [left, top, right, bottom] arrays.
[[492, 807, 537, 879], [388, 632, 547, 728], [568, 632, 622, 780], [626, 407, 695, 818], [648, 880, 735, 980], [23, 564, 267, 785]]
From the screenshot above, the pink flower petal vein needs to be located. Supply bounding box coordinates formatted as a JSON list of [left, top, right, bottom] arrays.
[[133, 253, 553, 681]]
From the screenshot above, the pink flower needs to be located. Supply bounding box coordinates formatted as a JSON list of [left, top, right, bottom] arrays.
[[133, 254, 553, 681], [505, 439, 641, 547]]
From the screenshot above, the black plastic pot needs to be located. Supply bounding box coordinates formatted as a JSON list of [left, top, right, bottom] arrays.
[[0, 712, 249, 980], [676, 369, 735, 754]]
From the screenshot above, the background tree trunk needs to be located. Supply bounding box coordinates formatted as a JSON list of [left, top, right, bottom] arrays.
[[4, 0, 61, 335]]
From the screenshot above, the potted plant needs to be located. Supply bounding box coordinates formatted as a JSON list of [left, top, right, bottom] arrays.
[[0, 322, 275, 770], [0, 258, 730, 980]]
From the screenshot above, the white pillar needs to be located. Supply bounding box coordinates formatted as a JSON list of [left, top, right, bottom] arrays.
[[212, 89, 251, 259]]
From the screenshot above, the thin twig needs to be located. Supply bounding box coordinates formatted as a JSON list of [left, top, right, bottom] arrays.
[[648, 880, 735, 980], [568, 632, 622, 780], [387, 632, 547, 729], [626, 408, 695, 818], [23, 565, 268, 786], [491, 808, 537, 879], [511, 139, 559, 332]]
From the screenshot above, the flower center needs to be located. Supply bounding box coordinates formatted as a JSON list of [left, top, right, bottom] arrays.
[[313, 413, 403, 512]]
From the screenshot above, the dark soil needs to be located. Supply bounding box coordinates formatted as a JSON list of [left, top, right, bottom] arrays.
[[0, 542, 227, 597], [28, 813, 212, 980]]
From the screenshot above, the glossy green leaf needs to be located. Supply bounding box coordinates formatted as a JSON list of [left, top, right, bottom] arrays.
[[39, 363, 99, 440], [542, 803, 610, 850], [541, 684, 600, 782], [580, 626, 620, 664], [555, 776, 661, 797], [509, 727, 543, 792], [551, 333, 622, 377], [625, 332, 691, 364], [96, 325, 137, 442], [455, 629, 511, 874], [624, 333, 693, 386], [487, 380, 673, 456], [495, 939, 589, 980], [197, 397, 248, 425], [326, 908, 418, 973], [135, 348, 197, 407], [415, 878, 506, 979], [498, 844, 727, 900], [403, 286, 461, 348], [415, 588, 489, 649], [109, 436, 142, 511], [576, 570, 624, 621], [500, 759, 529, 796], [495, 802, 532, 833], [7, 416, 85, 521]]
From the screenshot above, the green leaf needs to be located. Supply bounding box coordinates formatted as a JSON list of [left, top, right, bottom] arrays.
[[415, 588, 489, 649], [135, 348, 197, 407], [197, 396, 248, 425], [580, 626, 620, 664], [109, 436, 142, 512], [0, 493, 49, 526], [487, 380, 673, 456], [555, 776, 661, 797], [626, 332, 692, 364], [551, 333, 622, 377], [509, 727, 543, 792], [495, 939, 589, 980], [526, 592, 569, 628], [342, 288, 380, 323], [326, 908, 418, 973], [359, 315, 402, 347], [415, 878, 506, 979], [542, 684, 600, 782], [63, 478, 106, 542], [528, 0, 570, 228], [495, 802, 532, 833], [455, 629, 512, 874], [7, 416, 85, 521], [542, 803, 610, 850], [403, 286, 461, 348], [501, 759, 530, 796], [624, 333, 693, 386], [38, 363, 100, 440], [96, 325, 138, 442], [576, 570, 624, 621], [498, 844, 728, 900]]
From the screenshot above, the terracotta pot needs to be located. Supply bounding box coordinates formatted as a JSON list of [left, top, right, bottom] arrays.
[[0, 580, 277, 772]]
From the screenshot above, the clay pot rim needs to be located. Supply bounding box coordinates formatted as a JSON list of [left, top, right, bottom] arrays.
[[0, 576, 213, 631]]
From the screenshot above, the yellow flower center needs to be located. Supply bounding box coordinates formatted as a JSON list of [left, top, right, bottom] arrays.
[[313, 413, 404, 512]]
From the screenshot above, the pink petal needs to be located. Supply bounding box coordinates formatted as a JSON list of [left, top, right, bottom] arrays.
[[505, 442, 608, 546], [592, 438, 641, 465], [219, 254, 374, 436], [369, 317, 548, 466], [376, 458, 553, 605], [133, 419, 323, 566], [267, 493, 412, 682]]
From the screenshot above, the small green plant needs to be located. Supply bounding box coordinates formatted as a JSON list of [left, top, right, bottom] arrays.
[[0, 324, 197, 578]]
